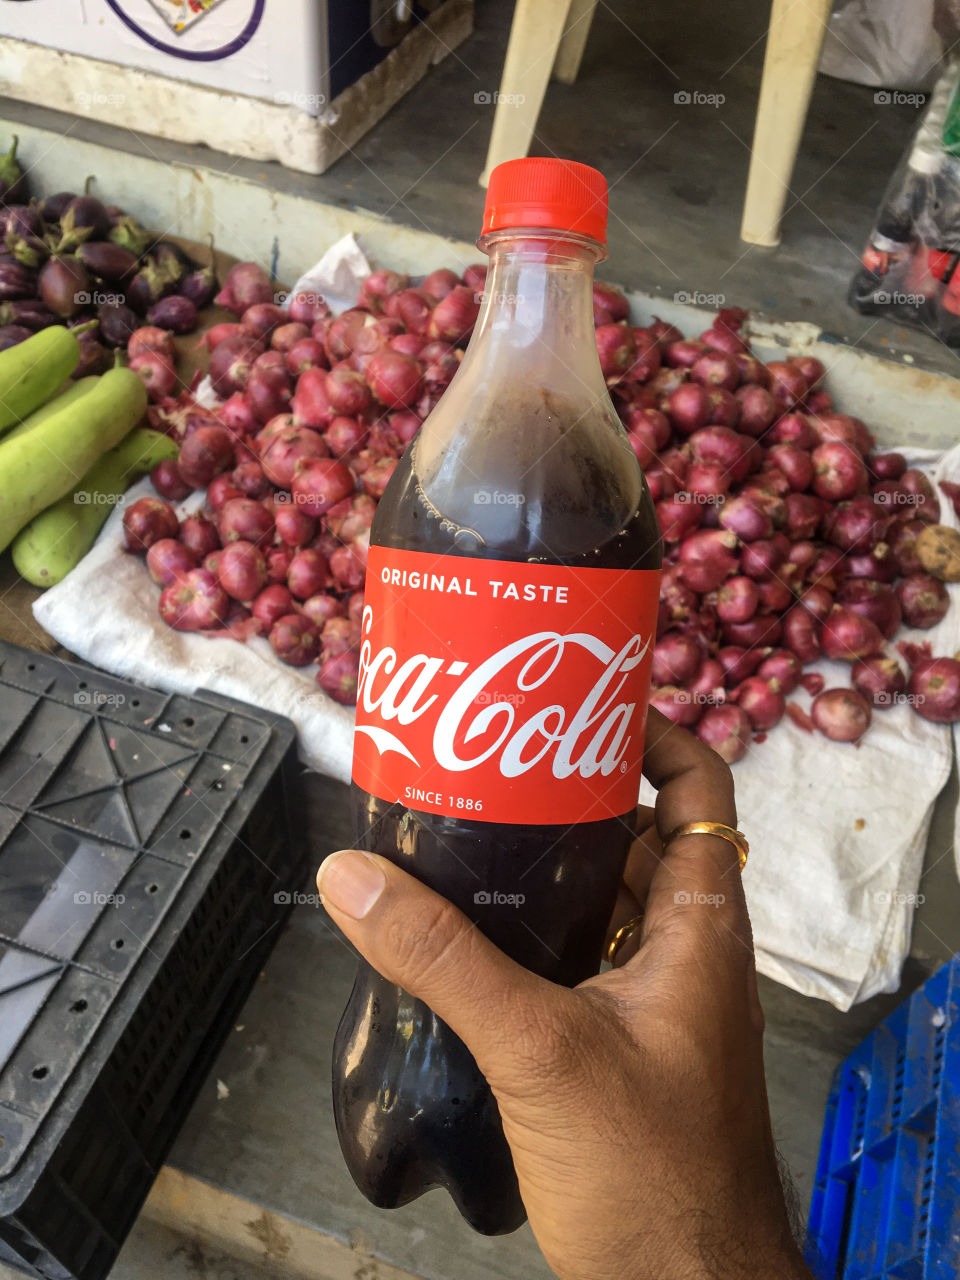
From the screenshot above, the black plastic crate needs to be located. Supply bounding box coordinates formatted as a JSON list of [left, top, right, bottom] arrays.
[[0, 639, 308, 1280]]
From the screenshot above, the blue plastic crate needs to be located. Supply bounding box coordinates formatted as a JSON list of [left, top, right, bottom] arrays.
[[806, 955, 960, 1279]]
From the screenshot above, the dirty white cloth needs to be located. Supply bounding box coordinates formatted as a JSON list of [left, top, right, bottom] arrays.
[[30, 236, 960, 1009]]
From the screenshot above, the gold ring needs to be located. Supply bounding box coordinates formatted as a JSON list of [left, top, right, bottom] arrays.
[[606, 913, 644, 966], [663, 820, 749, 871]]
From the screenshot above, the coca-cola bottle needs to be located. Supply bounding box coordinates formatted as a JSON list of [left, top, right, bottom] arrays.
[[334, 158, 662, 1235]]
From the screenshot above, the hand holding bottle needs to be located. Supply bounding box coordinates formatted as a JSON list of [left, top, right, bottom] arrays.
[[319, 709, 813, 1280]]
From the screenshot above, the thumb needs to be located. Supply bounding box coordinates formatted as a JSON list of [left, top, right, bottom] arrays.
[[317, 849, 544, 1063]]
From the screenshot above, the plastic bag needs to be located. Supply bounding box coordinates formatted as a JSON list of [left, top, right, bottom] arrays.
[[820, 0, 942, 90], [848, 59, 960, 343]]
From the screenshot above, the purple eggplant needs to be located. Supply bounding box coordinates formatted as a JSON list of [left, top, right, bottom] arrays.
[[0, 299, 57, 331], [4, 203, 49, 269], [41, 191, 77, 222], [77, 240, 138, 282], [98, 300, 138, 347], [0, 324, 32, 350], [0, 137, 27, 208], [74, 331, 111, 376], [56, 190, 110, 250], [107, 215, 153, 257], [180, 234, 217, 308], [38, 255, 91, 318], [127, 254, 180, 314], [147, 294, 197, 334], [0, 261, 37, 300]]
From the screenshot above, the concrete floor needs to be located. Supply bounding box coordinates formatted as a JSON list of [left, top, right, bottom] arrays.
[[2, 2, 960, 1277]]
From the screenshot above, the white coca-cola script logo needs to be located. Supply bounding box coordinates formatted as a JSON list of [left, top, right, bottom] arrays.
[[355, 605, 650, 779]]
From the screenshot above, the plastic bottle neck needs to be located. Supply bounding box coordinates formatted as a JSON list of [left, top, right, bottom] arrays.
[[464, 229, 608, 396]]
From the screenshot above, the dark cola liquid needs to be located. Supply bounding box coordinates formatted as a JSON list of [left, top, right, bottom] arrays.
[[334, 446, 661, 1235]]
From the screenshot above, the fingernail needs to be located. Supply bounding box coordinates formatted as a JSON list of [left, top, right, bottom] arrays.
[[317, 850, 386, 919]]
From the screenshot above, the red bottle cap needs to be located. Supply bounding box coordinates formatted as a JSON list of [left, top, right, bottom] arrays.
[[482, 158, 608, 244]]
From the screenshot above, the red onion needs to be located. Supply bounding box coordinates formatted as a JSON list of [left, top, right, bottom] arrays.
[[788, 540, 819, 574], [688, 426, 750, 481], [626, 419, 658, 467], [765, 361, 807, 410], [158, 568, 229, 631], [593, 281, 630, 325], [788, 354, 825, 390], [291, 367, 332, 429], [757, 578, 793, 613], [215, 262, 274, 314], [594, 323, 635, 380], [767, 443, 813, 492], [799, 584, 834, 621], [719, 495, 772, 542], [625, 328, 662, 383], [690, 350, 739, 392], [900, 469, 940, 524], [767, 413, 816, 450], [696, 704, 751, 762], [324, 308, 375, 361], [205, 474, 242, 512], [218, 497, 274, 547], [757, 649, 802, 694], [146, 538, 195, 586], [688, 658, 727, 705], [219, 391, 258, 439], [246, 366, 292, 425], [649, 317, 683, 348], [783, 607, 822, 663], [123, 497, 178, 552], [812, 441, 865, 501], [317, 650, 360, 704], [427, 285, 480, 346], [360, 457, 398, 499], [896, 573, 949, 629], [907, 657, 960, 722], [176, 426, 234, 488], [685, 463, 730, 502], [288, 290, 331, 326], [129, 351, 177, 402], [887, 519, 926, 576], [722, 613, 782, 649], [260, 426, 328, 489], [812, 412, 869, 454], [652, 632, 703, 685], [286, 337, 328, 376], [322, 616, 362, 658], [800, 672, 825, 696], [231, 460, 271, 500], [301, 594, 346, 627], [814, 691, 870, 742], [868, 452, 907, 481], [210, 331, 265, 394], [179, 514, 220, 560], [783, 492, 825, 540], [677, 529, 739, 592], [656, 496, 703, 543], [852, 655, 906, 707], [286, 548, 331, 599], [359, 268, 408, 311], [650, 685, 702, 728], [667, 382, 712, 435], [740, 537, 785, 581], [269, 614, 319, 666], [366, 350, 423, 409], [150, 459, 191, 501], [804, 390, 833, 415], [837, 579, 902, 640], [265, 546, 294, 584], [718, 645, 765, 686], [252, 584, 295, 628], [217, 541, 267, 602], [821, 605, 885, 661], [716, 575, 759, 623], [700, 324, 747, 357], [811, 688, 871, 742], [321, 366, 368, 417], [291, 457, 355, 517], [329, 540, 368, 591], [808, 545, 846, 588], [705, 387, 741, 429], [844, 544, 897, 583], [734, 386, 777, 440], [665, 338, 707, 369], [274, 503, 316, 547], [823, 495, 888, 552], [735, 676, 786, 730]]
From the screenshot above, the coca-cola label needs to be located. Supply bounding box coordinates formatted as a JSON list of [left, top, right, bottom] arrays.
[[352, 547, 660, 825]]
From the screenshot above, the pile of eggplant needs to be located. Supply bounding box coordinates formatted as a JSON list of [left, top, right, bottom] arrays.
[[0, 135, 215, 372]]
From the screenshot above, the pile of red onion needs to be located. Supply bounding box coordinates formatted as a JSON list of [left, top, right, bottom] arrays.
[[128, 259, 482, 703], [129, 266, 960, 729], [624, 303, 960, 757]]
